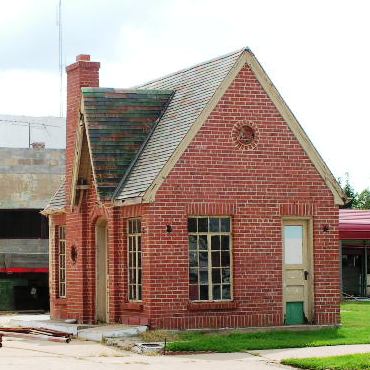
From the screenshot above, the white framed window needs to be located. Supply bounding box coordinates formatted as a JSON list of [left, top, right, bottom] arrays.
[[127, 218, 142, 301], [188, 217, 232, 301], [58, 225, 66, 298]]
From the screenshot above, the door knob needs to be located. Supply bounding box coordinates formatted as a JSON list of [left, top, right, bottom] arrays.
[[304, 271, 309, 280]]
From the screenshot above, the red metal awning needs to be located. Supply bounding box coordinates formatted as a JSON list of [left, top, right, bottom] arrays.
[[339, 209, 370, 240]]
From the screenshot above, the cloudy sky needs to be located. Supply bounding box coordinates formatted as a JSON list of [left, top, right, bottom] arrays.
[[0, 0, 369, 191]]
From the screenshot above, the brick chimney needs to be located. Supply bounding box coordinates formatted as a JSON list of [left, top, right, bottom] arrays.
[[65, 54, 100, 204]]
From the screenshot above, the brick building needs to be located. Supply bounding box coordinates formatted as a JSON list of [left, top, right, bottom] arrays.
[[43, 48, 346, 329]]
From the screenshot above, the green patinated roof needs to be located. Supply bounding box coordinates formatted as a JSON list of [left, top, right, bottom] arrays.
[[82, 88, 173, 199]]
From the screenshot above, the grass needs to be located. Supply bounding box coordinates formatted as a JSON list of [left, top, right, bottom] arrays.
[[282, 353, 370, 370], [166, 302, 370, 352]]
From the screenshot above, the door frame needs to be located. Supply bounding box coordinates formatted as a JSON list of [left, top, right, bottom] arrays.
[[282, 217, 314, 323], [95, 218, 109, 323]]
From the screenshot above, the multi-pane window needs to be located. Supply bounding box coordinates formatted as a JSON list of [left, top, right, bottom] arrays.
[[128, 219, 142, 301], [188, 217, 232, 301], [58, 226, 66, 298]]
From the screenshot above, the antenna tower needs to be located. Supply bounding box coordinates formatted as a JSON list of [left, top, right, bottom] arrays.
[[58, 0, 63, 117]]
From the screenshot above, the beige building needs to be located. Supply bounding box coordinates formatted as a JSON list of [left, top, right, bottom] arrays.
[[0, 144, 64, 311]]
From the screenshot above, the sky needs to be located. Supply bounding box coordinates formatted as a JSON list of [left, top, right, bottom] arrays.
[[0, 0, 369, 191]]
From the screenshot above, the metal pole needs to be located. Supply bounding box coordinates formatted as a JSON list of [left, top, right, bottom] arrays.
[[340, 240, 343, 296], [28, 122, 31, 148], [365, 242, 368, 297]]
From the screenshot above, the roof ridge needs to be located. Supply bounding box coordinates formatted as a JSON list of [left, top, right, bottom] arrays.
[[135, 47, 248, 89], [81, 87, 173, 93]]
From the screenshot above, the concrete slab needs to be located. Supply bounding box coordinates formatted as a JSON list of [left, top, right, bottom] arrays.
[[252, 344, 370, 361], [0, 313, 147, 342], [78, 325, 147, 342], [0, 313, 50, 326], [0, 337, 287, 370]]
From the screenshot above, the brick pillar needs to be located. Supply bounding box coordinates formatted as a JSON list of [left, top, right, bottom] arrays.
[[65, 54, 100, 203], [64, 55, 100, 323]]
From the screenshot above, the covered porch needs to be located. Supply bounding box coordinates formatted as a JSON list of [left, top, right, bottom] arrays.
[[340, 210, 370, 298]]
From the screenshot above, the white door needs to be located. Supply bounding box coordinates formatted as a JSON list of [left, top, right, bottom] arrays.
[[283, 220, 313, 324]]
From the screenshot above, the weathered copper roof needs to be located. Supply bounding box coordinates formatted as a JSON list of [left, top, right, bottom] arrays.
[[82, 88, 173, 199], [44, 49, 244, 211]]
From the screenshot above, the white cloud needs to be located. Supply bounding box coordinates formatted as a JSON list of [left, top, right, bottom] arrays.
[[0, 0, 369, 190]]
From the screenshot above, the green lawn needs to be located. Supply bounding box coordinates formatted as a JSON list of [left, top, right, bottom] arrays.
[[166, 302, 370, 352], [282, 353, 370, 370]]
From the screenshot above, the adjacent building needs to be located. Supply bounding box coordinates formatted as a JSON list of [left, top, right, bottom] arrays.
[[0, 145, 65, 311], [44, 49, 346, 329], [340, 209, 370, 298]]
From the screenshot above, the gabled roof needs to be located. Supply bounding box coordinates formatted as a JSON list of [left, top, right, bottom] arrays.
[[115, 49, 244, 201], [80, 88, 173, 200], [42, 177, 66, 214], [115, 48, 345, 205], [45, 47, 346, 213]]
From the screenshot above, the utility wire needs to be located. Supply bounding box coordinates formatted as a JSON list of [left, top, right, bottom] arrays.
[[0, 119, 63, 148]]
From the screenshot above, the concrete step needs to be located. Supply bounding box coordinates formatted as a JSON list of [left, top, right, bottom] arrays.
[[78, 325, 147, 342]]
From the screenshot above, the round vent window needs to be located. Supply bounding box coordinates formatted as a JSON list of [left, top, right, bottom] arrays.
[[232, 122, 259, 150]]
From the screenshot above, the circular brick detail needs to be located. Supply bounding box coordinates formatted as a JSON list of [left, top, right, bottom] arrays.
[[231, 121, 259, 150]]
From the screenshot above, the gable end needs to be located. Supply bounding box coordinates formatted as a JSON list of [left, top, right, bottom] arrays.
[[139, 50, 345, 206]]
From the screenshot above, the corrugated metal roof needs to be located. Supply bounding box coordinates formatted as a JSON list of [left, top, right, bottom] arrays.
[[82, 88, 173, 199], [339, 209, 370, 224], [115, 48, 244, 200], [339, 209, 370, 240]]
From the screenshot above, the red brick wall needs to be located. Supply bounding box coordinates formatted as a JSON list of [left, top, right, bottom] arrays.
[[142, 63, 340, 329], [50, 60, 340, 329]]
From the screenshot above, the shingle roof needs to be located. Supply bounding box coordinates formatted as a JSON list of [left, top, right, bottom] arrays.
[[44, 47, 346, 212], [42, 178, 66, 214], [44, 49, 244, 211], [82, 88, 173, 199], [115, 49, 244, 200]]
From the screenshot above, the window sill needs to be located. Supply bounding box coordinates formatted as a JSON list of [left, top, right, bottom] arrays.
[[122, 302, 143, 311], [187, 301, 237, 311]]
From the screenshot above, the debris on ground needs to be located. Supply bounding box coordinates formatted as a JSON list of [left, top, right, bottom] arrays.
[[0, 327, 71, 347], [105, 337, 138, 351], [105, 337, 165, 355], [132, 342, 165, 355]]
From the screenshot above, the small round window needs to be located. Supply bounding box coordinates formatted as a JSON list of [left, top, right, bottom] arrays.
[[231, 122, 259, 150]]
